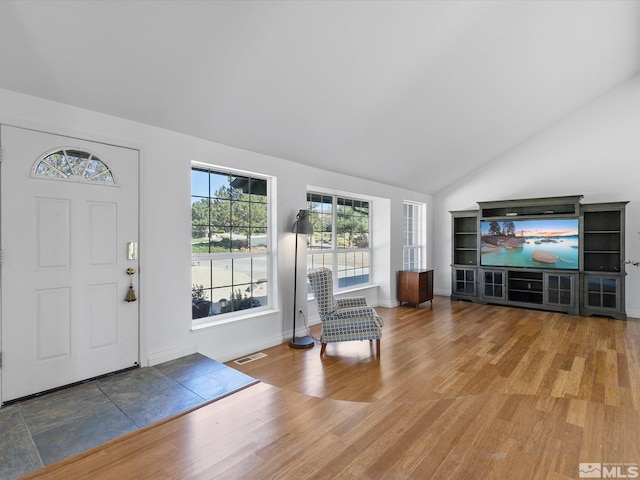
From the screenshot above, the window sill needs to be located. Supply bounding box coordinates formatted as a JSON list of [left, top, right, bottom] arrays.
[[191, 307, 280, 332]]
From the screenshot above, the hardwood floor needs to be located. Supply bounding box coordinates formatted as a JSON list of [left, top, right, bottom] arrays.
[[24, 297, 640, 479]]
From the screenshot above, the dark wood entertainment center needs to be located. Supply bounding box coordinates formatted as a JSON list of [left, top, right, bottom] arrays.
[[451, 195, 628, 319]]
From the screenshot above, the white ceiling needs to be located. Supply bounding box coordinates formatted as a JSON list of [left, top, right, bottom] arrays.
[[1, 0, 639, 194]]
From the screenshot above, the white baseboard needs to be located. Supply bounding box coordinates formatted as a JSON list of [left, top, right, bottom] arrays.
[[146, 343, 198, 367], [377, 299, 398, 308]]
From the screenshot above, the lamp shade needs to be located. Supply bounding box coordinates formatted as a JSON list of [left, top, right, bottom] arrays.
[[292, 209, 314, 235]]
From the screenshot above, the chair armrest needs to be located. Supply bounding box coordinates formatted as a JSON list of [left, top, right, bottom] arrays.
[[335, 297, 368, 309], [329, 306, 384, 327]]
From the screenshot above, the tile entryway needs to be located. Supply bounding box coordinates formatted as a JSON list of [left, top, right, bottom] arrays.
[[0, 353, 258, 480]]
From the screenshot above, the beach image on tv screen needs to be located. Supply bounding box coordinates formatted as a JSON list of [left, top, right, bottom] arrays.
[[480, 218, 579, 270]]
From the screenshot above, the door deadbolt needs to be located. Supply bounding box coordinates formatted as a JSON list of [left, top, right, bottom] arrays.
[[127, 242, 138, 260]]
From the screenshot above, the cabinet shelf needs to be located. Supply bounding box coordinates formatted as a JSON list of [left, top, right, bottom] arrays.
[[452, 210, 478, 267], [508, 272, 543, 304]]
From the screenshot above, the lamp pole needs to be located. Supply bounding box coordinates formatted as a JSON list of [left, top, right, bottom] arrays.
[[289, 210, 314, 349]]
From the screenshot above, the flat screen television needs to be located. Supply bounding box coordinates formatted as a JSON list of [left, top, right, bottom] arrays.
[[480, 218, 579, 270]]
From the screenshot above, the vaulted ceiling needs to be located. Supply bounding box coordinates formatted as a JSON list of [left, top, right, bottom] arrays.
[[1, 0, 639, 194]]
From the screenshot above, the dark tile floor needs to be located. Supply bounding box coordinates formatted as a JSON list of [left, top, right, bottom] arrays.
[[0, 353, 258, 480]]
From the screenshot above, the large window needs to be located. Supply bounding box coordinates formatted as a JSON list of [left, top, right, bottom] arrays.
[[403, 201, 426, 270], [306, 192, 371, 289], [191, 166, 269, 320]]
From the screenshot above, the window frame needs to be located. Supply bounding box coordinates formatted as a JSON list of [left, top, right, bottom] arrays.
[[191, 163, 272, 325], [306, 191, 372, 291], [403, 201, 426, 271]]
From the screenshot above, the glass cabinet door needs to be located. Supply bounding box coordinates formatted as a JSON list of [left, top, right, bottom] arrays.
[[483, 270, 504, 299], [545, 274, 574, 307], [454, 268, 476, 296], [586, 276, 619, 310]]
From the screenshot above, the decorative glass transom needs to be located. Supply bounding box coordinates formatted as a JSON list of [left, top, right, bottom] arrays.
[[33, 149, 116, 184]]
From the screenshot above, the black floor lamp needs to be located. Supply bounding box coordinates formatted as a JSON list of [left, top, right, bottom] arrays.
[[289, 209, 314, 349]]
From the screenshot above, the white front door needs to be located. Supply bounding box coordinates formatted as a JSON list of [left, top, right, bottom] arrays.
[[0, 125, 139, 403]]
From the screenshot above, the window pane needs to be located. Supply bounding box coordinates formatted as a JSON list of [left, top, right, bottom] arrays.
[[192, 226, 209, 254], [211, 287, 231, 313], [191, 197, 209, 225], [209, 226, 230, 253], [250, 203, 268, 228], [229, 175, 250, 196], [252, 257, 267, 283], [250, 228, 267, 251], [192, 287, 212, 319], [191, 169, 209, 197], [210, 172, 230, 198], [229, 230, 249, 252], [308, 252, 332, 269], [211, 258, 232, 288], [44, 152, 70, 176], [211, 199, 231, 227], [225, 285, 259, 313], [231, 200, 251, 228], [234, 257, 252, 285], [252, 257, 268, 307], [337, 251, 369, 288], [226, 258, 259, 311], [249, 178, 268, 202], [308, 193, 333, 250], [192, 260, 212, 289]]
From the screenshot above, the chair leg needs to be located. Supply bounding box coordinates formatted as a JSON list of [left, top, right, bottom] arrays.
[[320, 343, 327, 357], [376, 338, 381, 357]]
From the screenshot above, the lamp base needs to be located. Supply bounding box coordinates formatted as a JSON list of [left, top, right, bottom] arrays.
[[288, 336, 315, 349]]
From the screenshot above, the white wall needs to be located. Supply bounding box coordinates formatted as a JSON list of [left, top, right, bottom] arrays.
[[434, 74, 640, 318], [0, 88, 432, 366]]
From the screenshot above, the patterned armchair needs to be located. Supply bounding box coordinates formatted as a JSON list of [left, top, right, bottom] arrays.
[[307, 267, 383, 357]]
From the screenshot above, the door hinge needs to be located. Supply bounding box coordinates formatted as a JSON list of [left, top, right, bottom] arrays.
[[0, 352, 2, 368]]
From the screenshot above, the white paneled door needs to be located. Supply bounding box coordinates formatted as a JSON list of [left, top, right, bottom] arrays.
[[0, 125, 139, 403]]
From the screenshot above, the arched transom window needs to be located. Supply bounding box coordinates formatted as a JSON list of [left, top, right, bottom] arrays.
[[33, 148, 116, 184]]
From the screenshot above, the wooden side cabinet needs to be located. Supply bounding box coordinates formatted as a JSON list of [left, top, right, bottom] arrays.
[[398, 270, 434, 307]]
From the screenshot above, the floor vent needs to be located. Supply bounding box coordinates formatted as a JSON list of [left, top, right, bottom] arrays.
[[233, 352, 267, 365]]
